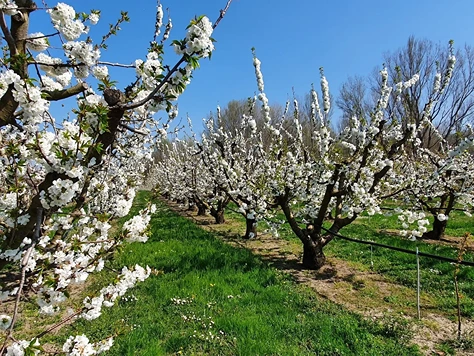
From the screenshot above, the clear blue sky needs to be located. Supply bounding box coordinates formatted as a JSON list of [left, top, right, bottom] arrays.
[[34, 0, 474, 132]]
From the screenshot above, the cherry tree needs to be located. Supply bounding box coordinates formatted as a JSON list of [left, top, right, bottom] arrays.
[[383, 41, 474, 240], [0, 0, 231, 353], [198, 102, 275, 238], [337, 39, 474, 240], [394, 127, 474, 240]]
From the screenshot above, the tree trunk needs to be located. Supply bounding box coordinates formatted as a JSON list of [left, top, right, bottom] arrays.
[[197, 204, 206, 216], [243, 218, 257, 239], [186, 201, 196, 212], [422, 217, 447, 240], [302, 240, 326, 270], [210, 209, 225, 224]]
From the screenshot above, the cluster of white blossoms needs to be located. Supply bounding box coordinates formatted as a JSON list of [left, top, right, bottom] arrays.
[[4, 339, 41, 356], [41, 178, 81, 208], [0, 70, 49, 129], [48, 2, 89, 41], [62, 335, 113, 355], [319, 69, 331, 113], [135, 51, 164, 91], [0, 314, 12, 330], [82, 265, 151, 321], [63, 41, 101, 67], [123, 204, 157, 243], [174, 16, 214, 57], [4, 334, 112, 356], [36, 53, 73, 89], [26, 32, 49, 52], [395, 74, 420, 94], [252, 52, 271, 124], [133, 13, 210, 117], [396, 209, 430, 239], [253, 57, 264, 92], [0, 0, 17, 15]]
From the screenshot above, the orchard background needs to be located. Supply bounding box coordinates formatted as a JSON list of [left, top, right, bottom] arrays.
[[1, 0, 474, 355]]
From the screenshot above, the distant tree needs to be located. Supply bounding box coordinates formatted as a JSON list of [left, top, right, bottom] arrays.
[[199, 106, 274, 238], [336, 75, 371, 132]]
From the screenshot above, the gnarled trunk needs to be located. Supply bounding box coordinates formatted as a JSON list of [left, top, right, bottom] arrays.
[[422, 217, 447, 240], [211, 209, 225, 224], [243, 217, 257, 239], [197, 204, 207, 216], [302, 239, 326, 270], [209, 196, 230, 224]]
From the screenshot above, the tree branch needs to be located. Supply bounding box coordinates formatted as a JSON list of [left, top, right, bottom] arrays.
[[41, 82, 89, 101], [120, 56, 186, 110], [121, 0, 233, 111], [0, 207, 42, 355], [119, 122, 148, 135], [98, 61, 136, 68], [0, 10, 17, 55]]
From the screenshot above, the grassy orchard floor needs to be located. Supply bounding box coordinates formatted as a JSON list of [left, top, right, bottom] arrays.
[[54, 191, 419, 355], [221, 204, 474, 319]]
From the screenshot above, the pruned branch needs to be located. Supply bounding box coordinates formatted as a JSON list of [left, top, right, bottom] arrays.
[[41, 82, 89, 101]]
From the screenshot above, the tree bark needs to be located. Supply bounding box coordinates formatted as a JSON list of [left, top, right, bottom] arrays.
[[422, 217, 447, 240], [211, 209, 225, 224], [243, 217, 257, 239], [302, 239, 326, 270], [197, 204, 207, 216]]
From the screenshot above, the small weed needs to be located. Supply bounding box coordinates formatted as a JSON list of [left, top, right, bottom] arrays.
[[374, 314, 414, 345], [383, 295, 399, 304], [422, 319, 440, 332]]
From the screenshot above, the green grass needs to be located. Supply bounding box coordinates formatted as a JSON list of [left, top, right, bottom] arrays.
[[56, 192, 419, 355]]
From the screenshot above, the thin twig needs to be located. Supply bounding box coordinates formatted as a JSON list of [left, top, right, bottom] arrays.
[[98, 61, 136, 68], [28, 48, 45, 87], [33, 310, 82, 340], [22, 31, 59, 41], [213, 0, 233, 30], [119, 123, 148, 135], [30, 61, 80, 68]]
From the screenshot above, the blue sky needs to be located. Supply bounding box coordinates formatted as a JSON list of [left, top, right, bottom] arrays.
[[33, 0, 474, 132]]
